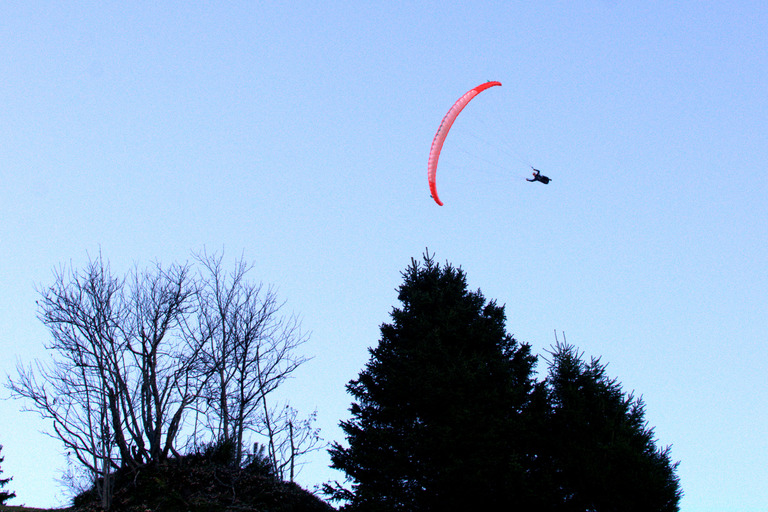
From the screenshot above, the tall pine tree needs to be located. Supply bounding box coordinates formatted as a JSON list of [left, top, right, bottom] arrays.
[[0, 444, 16, 505], [540, 340, 683, 511], [327, 253, 541, 511]]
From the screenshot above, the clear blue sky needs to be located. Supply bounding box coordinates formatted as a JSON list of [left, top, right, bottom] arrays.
[[2, 2, 766, 510]]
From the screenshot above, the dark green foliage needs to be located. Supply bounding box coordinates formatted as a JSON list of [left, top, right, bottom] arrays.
[[327, 253, 541, 511], [243, 443, 278, 478], [539, 341, 683, 511], [327, 253, 682, 512], [73, 439, 332, 512], [0, 444, 17, 505]]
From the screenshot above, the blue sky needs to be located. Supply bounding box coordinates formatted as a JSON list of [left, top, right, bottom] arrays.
[[1, 2, 766, 510]]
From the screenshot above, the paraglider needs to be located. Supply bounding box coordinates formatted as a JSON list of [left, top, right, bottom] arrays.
[[526, 168, 551, 184], [427, 81, 501, 206]]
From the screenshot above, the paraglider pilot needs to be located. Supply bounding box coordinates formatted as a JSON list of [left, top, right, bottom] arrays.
[[527, 168, 551, 184]]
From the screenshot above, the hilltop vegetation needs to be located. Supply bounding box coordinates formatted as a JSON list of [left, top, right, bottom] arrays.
[[71, 441, 333, 512], [5, 251, 681, 511]]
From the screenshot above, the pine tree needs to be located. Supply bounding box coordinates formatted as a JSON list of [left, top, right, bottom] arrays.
[[327, 253, 541, 511], [541, 340, 683, 511], [0, 444, 17, 505]]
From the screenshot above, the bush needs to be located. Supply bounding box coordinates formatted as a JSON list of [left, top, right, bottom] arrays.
[[73, 440, 332, 512]]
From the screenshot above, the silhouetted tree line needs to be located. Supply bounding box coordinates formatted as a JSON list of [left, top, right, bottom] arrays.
[[326, 252, 682, 512], [7, 250, 681, 511], [7, 250, 320, 509]]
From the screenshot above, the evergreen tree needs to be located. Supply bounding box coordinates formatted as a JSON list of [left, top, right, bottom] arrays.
[[540, 340, 683, 511], [327, 253, 540, 511], [0, 444, 16, 505]]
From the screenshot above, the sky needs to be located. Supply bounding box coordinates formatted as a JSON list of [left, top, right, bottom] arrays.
[[1, 1, 766, 510]]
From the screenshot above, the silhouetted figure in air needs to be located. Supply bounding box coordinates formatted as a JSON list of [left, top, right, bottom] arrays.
[[526, 168, 551, 184]]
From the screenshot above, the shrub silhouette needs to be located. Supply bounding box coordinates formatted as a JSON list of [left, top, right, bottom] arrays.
[[74, 439, 332, 512]]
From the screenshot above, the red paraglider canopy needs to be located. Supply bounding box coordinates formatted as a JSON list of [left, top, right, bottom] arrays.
[[427, 81, 502, 206]]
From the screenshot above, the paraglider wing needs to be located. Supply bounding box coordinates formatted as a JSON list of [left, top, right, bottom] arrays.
[[427, 81, 502, 206]]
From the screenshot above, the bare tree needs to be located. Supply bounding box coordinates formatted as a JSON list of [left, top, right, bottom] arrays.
[[8, 251, 321, 509], [192, 250, 320, 469], [258, 405, 321, 481], [9, 257, 123, 507], [7, 255, 206, 507], [117, 262, 206, 465]]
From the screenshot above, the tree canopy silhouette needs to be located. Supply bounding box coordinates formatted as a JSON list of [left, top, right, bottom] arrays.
[[326, 252, 541, 511], [327, 252, 682, 512], [538, 339, 683, 511], [7, 250, 318, 508]]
